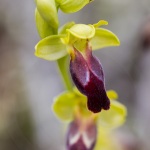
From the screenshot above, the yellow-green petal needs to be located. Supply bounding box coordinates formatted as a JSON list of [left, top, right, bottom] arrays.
[[90, 28, 120, 50], [35, 9, 56, 38], [36, 0, 59, 28], [56, 0, 91, 13], [35, 35, 67, 61], [97, 100, 127, 129], [107, 90, 118, 100], [93, 20, 108, 28]]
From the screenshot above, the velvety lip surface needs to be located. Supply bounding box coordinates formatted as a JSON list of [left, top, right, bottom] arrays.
[[70, 46, 110, 113]]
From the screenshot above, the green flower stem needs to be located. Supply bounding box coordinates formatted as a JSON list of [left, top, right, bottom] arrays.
[[57, 56, 73, 91]]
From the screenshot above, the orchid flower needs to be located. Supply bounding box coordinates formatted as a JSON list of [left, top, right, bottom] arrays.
[[52, 89, 126, 150], [35, 20, 120, 113]]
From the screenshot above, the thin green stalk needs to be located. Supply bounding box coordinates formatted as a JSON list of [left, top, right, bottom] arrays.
[[57, 55, 73, 91]]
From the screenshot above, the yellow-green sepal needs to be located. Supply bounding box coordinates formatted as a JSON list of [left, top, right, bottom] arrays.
[[35, 9, 56, 38], [90, 28, 120, 50], [52, 91, 78, 122], [35, 35, 67, 61], [52, 90, 92, 121], [56, 0, 91, 13], [36, 0, 59, 29], [97, 100, 127, 129]]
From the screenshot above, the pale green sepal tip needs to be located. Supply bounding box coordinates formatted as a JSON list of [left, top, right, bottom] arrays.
[[91, 28, 120, 50], [67, 24, 95, 39], [35, 35, 67, 61], [56, 0, 90, 13], [35, 8, 56, 38], [93, 20, 108, 28], [98, 100, 127, 129], [36, 0, 59, 29], [52, 91, 77, 122]]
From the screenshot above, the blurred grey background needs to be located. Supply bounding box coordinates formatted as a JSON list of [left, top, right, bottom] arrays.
[[0, 0, 150, 150]]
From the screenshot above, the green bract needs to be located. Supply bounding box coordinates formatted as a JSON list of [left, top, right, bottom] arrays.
[[52, 89, 127, 129], [36, 0, 59, 29], [56, 0, 91, 13], [35, 20, 120, 61]]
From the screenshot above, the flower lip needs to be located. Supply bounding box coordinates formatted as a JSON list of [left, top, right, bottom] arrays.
[[70, 44, 110, 113], [66, 118, 97, 150]]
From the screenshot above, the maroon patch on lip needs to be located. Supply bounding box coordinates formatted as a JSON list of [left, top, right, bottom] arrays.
[[70, 46, 110, 113]]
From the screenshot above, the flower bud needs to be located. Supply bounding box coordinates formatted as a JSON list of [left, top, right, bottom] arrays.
[[56, 0, 92, 13], [35, 0, 59, 29], [70, 44, 110, 113], [35, 9, 57, 38]]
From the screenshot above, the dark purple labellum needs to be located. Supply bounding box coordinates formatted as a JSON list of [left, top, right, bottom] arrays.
[[66, 120, 97, 150], [70, 45, 110, 113]]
